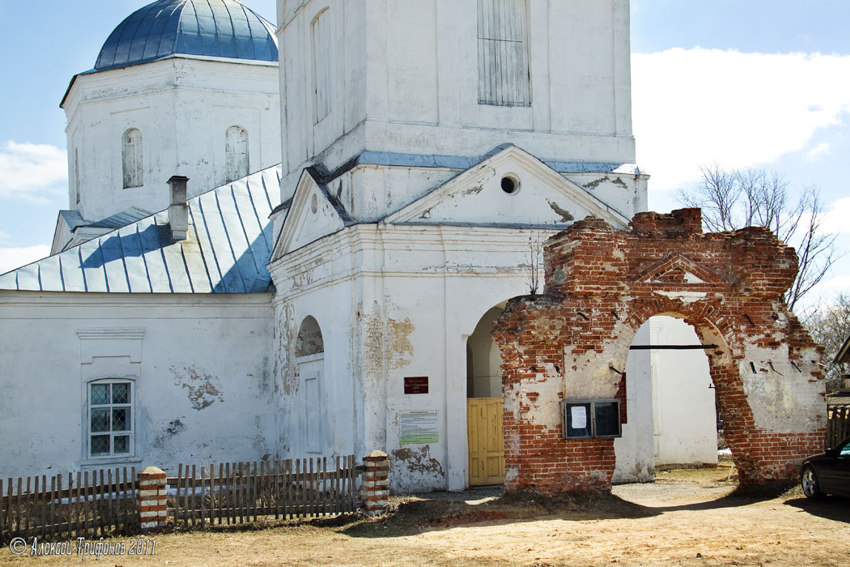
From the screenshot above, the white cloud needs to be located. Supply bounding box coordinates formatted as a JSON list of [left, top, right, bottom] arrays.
[[0, 141, 67, 203], [632, 49, 850, 192], [0, 245, 50, 275], [823, 197, 850, 235], [806, 142, 831, 160]]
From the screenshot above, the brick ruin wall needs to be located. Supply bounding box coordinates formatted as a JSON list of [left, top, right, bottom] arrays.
[[493, 209, 827, 495]]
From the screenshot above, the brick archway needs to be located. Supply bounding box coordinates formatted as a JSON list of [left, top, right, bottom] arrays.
[[493, 209, 826, 495]]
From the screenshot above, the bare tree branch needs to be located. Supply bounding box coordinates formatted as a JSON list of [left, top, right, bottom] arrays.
[[678, 165, 838, 311], [804, 293, 850, 393]]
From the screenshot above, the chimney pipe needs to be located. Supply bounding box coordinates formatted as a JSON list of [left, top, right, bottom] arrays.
[[167, 175, 189, 241]]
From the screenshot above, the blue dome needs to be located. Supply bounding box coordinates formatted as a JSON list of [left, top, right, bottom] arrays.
[[94, 0, 278, 71]]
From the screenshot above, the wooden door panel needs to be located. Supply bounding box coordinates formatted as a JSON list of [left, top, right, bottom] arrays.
[[468, 397, 505, 486]]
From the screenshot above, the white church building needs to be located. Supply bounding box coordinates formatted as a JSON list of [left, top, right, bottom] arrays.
[[0, 0, 717, 493]]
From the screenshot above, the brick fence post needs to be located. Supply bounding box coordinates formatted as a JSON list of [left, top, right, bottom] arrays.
[[137, 466, 167, 531], [361, 451, 390, 516]]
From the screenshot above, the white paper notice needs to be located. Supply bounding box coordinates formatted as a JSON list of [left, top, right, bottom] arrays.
[[571, 406, 587, 429]]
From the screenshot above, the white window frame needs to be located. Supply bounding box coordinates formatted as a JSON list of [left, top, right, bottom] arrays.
[[87, 378, 135, 460]]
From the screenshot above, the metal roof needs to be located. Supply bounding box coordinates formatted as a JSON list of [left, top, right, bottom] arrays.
[[94, 0, 278, 72], [0, 166, 281, 294]]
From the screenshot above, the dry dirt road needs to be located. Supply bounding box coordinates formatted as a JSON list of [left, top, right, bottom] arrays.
[[2, 465, 849, 566]]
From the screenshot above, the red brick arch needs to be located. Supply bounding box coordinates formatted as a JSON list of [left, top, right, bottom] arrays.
[[493, 209, 826, 495]]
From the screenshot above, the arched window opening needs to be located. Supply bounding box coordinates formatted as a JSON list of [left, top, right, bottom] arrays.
[[295, 316, 324, 453], [466, 306, 505, 398], [122, 128, 143, 189], [225, 125, 249, 182], [296, 315, 324, 358]]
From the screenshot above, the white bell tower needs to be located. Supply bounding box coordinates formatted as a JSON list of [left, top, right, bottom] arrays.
[[276, 0, 642, 219]]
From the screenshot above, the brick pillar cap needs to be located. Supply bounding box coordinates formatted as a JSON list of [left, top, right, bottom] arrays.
[[140, 466, 166, 476], [365, 450, 388, 459]]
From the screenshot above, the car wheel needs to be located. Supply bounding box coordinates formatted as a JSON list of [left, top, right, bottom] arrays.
[[801, 466, 822, 499]]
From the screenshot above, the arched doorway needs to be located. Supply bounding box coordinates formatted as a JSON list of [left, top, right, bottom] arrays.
[[492, 210, 826, 495], [467, 305, 506, 486], [615, 316, 719, 483], [296, 316, 324, 453]]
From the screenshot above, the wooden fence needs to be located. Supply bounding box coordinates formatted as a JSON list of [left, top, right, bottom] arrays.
[[169, 456, 359, 527], [827, 403, 850, 449], [0, 467, 137, 544]]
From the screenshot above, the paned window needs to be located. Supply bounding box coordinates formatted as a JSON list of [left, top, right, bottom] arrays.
[[563, 400, 622, 438], [89, 380, 133, 458]]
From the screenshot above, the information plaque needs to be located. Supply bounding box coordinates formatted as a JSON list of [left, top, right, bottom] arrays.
[[399, 410, 439, 445]]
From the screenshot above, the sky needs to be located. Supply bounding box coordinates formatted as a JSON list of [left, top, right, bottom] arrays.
[[0, 0, 848, 311]]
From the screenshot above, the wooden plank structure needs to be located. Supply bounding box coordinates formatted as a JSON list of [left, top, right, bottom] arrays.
[[826, 402, 850, 449], [169, 456, 359, 527], [0, 467, 137, 544], [467, 397, 506, 486]]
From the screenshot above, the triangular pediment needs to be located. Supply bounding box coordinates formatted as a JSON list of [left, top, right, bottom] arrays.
[[632, 252, 726, 286], [272, 169, 350, 259], [383, 145, 630, 228]]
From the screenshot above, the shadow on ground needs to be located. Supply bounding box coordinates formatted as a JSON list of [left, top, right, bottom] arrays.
[[337, 487, 769, 539], [785, 496, 850, 523]]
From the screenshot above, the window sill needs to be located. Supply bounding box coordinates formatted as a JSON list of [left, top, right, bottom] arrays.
[[82, 455, 143, 467]]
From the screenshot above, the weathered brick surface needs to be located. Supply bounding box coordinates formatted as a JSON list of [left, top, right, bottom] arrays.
[[137, 467, 168, 531], [494, 209, 827, 495], [361, 451, 390, 515]]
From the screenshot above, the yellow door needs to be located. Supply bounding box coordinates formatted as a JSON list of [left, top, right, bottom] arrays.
[[467, 397, 505, 486]]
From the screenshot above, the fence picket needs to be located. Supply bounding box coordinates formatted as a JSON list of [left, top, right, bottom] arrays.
[[0, 455, 359, 541], [217, 463, 224, 525], [48, 476, 56, 539]]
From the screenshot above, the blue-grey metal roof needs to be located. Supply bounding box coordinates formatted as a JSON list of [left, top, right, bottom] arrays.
[[62, 207, 152, 230], [94, 0, 278, 72], [0, 166, 281, 294]]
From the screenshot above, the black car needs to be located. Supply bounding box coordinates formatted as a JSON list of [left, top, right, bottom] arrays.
[[801, 437, 850, 498]]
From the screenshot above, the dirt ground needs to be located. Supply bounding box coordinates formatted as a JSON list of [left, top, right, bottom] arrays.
[[3, 463, 849, 566]]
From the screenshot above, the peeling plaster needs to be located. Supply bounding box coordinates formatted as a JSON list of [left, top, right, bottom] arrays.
[[583, 175, 629, 191], [654, 290, 708, 303], [391, 445, 445, 491], [363, 301, 416, 376], [546, 199, 575, 222], [740, 344, 824, 433], [170, 365, 225, 410], [389, 316, 415, 368], [564, 334, 632, 400]]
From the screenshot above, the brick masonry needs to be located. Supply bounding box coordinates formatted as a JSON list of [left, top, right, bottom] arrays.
[[493, 209, 827, 495], [137, 466, 168, 531], [361, 451, 390, 515]]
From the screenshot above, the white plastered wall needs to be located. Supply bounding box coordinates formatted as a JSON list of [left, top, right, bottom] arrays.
[[278, 0, 635, 195], [270, 224, 547, 492], [0, 292, 275, 478]]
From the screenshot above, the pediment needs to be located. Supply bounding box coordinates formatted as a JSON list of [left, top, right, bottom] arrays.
[[272, 169, 349, 259], [383, 145, 630, 229], [632, 252, 726, 286]]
